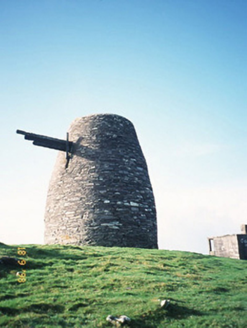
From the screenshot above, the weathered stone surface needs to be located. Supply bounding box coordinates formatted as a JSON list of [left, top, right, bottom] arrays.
[[44, 114, 158, 248], [208, 233, 247, 260], [210, 235, 240, 259]]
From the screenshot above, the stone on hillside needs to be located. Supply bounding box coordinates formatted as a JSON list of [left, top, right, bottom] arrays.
[[160, 299, 170, 309]]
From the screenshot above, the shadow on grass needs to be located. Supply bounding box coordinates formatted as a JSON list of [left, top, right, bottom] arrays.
[[0, 303, 65, 316], [1, 244, 99, 271], [0, 243, 12, 249], [211, 287, 229, 293], [128, 303, 204, 328], [24, 245, 88, 260], [0, 243, 19, 276], [0, 293, 31, 302]]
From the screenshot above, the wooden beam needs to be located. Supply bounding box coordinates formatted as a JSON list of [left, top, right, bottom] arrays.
[[16, 130, 73, 153]]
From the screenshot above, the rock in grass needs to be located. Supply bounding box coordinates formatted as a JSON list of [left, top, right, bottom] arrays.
[[160, 299, 170, 309], [117, 315, 131, 324], [106, 315, 131, 325], [106, 315, 118, 323]]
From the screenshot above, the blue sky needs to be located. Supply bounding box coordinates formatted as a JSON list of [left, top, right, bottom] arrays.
[[1, 0, 246, 254]]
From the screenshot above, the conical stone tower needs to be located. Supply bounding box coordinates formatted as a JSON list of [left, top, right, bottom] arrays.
[[44, 114, 158, 248]]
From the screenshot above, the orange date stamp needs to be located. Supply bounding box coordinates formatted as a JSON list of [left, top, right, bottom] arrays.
[[17, 247, 26, 283]]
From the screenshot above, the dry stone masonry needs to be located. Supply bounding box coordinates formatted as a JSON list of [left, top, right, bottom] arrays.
[[44, 114, 158, 248], [208, 224, 247, 259]]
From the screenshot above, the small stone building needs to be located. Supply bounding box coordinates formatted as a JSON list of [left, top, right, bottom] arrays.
[[44, 114, 158, 249], [208, 225, 247, 260]]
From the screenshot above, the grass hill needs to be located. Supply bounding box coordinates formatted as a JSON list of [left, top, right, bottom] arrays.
[[0, 243, 247, 328]]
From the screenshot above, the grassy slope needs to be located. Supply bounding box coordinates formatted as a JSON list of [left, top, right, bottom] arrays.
[[0, 244, 247, 328]]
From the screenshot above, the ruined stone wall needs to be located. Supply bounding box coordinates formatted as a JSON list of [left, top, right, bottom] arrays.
[[211, 235, 239, 259], [44, 114, 158, 248]]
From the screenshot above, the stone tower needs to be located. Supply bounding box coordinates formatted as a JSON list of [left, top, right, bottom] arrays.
[[44, 114, 158, 248]]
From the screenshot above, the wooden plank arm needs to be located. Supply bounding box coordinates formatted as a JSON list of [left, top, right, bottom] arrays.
[[16, 129, 73, 152], [33, 140, 67, 152]]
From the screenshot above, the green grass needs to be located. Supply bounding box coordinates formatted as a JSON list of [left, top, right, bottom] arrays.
[[0, 243, 247, 327]]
